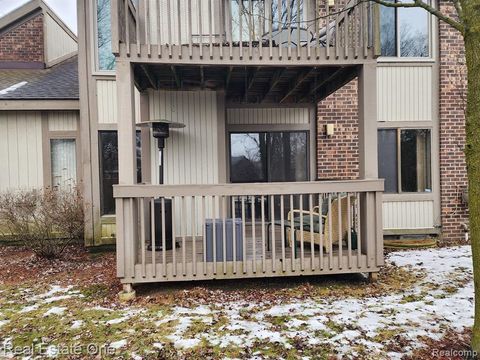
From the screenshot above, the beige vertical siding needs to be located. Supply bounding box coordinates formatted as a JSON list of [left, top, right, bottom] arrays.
[[377, 66, 433, 122], [149, 90, 219, 185], [227, 107, 310, 125], [45, 14, 77, 64], [96, 80, 141, 124], [383, 200, 435, 229], [47, 111, 79, 131], [0, 112, 43, 191]]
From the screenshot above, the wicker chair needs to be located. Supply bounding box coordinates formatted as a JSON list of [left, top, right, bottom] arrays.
[[286, 196, 350, 253]]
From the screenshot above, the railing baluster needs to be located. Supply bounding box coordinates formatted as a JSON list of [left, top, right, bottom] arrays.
[[232, 196, 237, 274], [239, 0, 244, 59], [363, 1, 368, 58], [270, 195, 276, 272], [328, 193, 333, 269], [172, 196, 177, 276], [344, 6, 349, 59], [309, 194, 315, 270], [156, 0, 161, 57], [149, 197, 156, 277], [125, 0, 130, 56], [259, 0, 263, 59], [335, 0, 339, 58], [261, 195, 266, 273], [227, 0, 233, 59], [315, 0, 320, 59], [167, 0, 172, 57], [338, 192, 343, 270], [241, 196, 247, 273], [219, 0, 224, 59], [198, 0, 203, 58], [287, 0, 291, 59], [161, 197, 166, 276], [140, 197, 146, 277], [347, 193, 352, 269], [251, 196, 257, 273], [267, 0, 272, 59], [354, 4, 358, 59], [177, 0, 182, 59], [248, 0, 253, 59], [192, 196, 197, 276], [188, 0, 192, 58], [318, 194, 324, 270], [182, 196, 187, 275], [278, 0, 282, 59], [289, 194, 295, 271], [280, 195, 286, 272], [297, 0, 301, 60], [209, 0, 213, 59], [299, 194, 304, 271], [356, 192, 362, 268], [326, 0, 330, 59], [202, 196, 207, 275], [222, 196, 227, 274], [213, 195, 217, 274], [136, 0, 140, 55], [145, 0, 151, 56]]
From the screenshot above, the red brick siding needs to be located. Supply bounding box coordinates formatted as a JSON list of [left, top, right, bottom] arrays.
[[316, 80, 359, 180], [0, 14, 44, 64], [438, 1, 469, 243]]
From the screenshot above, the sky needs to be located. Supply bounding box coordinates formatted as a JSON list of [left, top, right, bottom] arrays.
[[0, 0, 77, 34]]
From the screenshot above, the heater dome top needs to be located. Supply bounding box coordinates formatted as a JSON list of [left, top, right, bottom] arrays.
[[137, 120, 186, 129]]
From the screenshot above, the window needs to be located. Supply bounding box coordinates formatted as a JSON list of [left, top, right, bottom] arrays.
[[99, 131, 142, 215], [378, 129, 432, 193], [96, 0, 116, 71], [380, 0, 430, 57], [51, 139, 77, 190], [229, 131, 308, 183]]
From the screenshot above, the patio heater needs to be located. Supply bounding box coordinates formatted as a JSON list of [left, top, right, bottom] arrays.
[[137, 120, 186, 251]]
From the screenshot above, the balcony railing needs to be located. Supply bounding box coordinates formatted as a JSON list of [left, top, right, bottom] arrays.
[[113, 180, 384, 284], [111, 0, 381, 64]]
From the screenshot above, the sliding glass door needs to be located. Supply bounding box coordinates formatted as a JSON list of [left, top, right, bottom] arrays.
[[229, 131, 309, 220]]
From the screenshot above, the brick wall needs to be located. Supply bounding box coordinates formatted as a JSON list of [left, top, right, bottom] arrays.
[[316, 80, 359, 180], [0, 14, 44, 65], [438, 0, 469, 243]]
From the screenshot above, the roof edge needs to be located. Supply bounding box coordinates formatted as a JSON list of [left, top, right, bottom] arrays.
[[0, 99, 79, 111]]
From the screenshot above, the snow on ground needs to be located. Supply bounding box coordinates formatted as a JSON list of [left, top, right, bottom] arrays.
[[147, 246, 474, 358], [0, 246, 473, 358]]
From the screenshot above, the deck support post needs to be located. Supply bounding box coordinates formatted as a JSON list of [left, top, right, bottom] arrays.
[[368, 272, 378, 283], [116, 60, 138, 281], [119, 283, 136, 302], [358, 62, 381, 268]]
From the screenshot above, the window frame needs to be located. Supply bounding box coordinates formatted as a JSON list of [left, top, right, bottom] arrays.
[[378, 127, 433, 194], [92, 0, 116, 75], [379, 0, 434, 62]]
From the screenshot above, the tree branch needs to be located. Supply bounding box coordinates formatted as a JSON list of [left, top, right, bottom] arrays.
[[369, 0, 465, 34]]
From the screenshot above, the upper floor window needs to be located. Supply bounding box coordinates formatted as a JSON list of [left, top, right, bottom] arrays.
[[380, 0, 430, 58], [97, 0, 116, 71]]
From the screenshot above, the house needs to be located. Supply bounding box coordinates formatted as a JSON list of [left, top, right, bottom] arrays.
[[0, 0, 79, 192], [0, 0, 467, 289]]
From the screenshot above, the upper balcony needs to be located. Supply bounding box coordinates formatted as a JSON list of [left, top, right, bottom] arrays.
[[111, 0, 381, 66]]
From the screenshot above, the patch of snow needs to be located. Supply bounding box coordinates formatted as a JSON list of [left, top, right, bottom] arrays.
[[0, 81, 27, 95], [172, 338, 201, 349], [0, 320, 9, 328], [109, 339, 127, 349], [19, 304, 40, 313], [43, 307, 66, 317], [70, 320, 84, 329]]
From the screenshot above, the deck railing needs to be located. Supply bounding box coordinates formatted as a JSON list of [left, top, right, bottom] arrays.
[[114, 180, 384, 284], [111, 0, 380, 62]]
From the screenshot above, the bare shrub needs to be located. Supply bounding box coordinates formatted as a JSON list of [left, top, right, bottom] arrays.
[[0, 187, 84, 258]]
